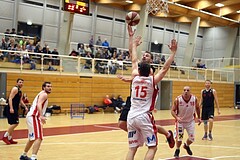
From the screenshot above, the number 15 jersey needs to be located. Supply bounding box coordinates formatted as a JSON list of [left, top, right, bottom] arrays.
[[128, 76, 158, 119]]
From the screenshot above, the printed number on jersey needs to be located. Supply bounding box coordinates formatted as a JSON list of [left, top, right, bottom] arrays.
[[135, 86, 147, 98]]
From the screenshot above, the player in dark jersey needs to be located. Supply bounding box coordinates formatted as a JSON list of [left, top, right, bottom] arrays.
[[118, 25, 177, 149], [2, 78, 28, 145], [200, 80, 220, 141]]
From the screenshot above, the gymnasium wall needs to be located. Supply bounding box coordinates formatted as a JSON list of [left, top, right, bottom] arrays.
[[6, 73, 131, 109], [0, 0, 204, 66], [5, 73, 234, 110]]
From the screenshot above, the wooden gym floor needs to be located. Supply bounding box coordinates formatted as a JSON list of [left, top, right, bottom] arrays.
[[0, 108, 240, 160]]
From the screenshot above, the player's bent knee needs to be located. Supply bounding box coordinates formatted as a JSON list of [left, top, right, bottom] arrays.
[[189, 137, 194, 142], [208, 118, 214, 122]]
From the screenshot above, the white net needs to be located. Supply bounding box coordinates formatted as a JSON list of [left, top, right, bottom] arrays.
[[146, 0, 169, 15]]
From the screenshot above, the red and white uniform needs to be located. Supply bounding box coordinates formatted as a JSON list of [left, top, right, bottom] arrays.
[[174, 95, 196, 142], [127, 76, 158, 148], [26, 91, 48, 140]]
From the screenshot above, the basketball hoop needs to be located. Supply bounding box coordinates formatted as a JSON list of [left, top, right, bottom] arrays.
[[146, 0, 169, 16]]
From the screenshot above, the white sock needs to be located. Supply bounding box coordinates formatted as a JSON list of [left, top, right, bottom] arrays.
[[22, 152, 27, 156], [31, 154, 37, 160], [4, 132, 9, 137], [8, 136, 12, 140]]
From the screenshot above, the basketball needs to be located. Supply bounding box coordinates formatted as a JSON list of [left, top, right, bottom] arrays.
[[126, 11, 140, 26]]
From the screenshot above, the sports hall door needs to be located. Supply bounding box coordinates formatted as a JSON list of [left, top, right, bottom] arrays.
[[157, 81, 172, 110]]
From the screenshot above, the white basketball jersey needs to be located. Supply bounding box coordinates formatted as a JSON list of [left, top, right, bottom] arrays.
[[176, 95, 196, 123], [27, 91, 48, 117], [128, 76, 158, 119]]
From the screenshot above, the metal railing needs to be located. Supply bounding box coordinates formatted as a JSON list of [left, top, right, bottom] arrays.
[[0, 49, 235, 83]]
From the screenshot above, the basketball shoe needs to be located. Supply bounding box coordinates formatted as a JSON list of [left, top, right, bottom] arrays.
[[2, 136, 11, 145], [174, 149, 180, 158], [202, 133, 208, 140], [167, 130, 175, 148], [9, 138, 18, 144], [19, 155, 31, 160], [183, 143, 193, 155], [208, 133, 213, 141]]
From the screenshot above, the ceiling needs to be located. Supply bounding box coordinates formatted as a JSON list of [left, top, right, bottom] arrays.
[[92, 0, 240, 27]]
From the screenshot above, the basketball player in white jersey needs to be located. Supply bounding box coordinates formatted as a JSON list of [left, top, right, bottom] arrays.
[[118, 25, 177, 149], [126, 35, 177, 160], [20, 82, 52, 160], [171, 86, 201, 158]]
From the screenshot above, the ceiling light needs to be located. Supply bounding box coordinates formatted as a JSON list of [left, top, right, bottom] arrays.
[[125, 0, 133, 3], [215, 3, 224, 7], [237, 10, 240, 13], [27, 20, 32, 25]]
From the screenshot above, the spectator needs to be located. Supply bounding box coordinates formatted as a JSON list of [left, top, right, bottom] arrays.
[[10, 28, 16, 34], [161, 55, 166, 64], [78, 43, 85, 56], [18, 30, 25, 36], [196, 59, 206, 69], [69, 49, 79, 56], [110, 95, 120, 113], [171, 60, 177, 70], [102, 39, 109, 47], [89, 35, 94, 52], [116, 95, 125, 110], [4, 29, 10, 42], [51, 48, 60, 65], [95, 36, 102, 46], [47, 61, 57, 71]]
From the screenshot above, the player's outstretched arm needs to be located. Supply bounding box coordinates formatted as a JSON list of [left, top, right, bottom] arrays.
[[131, 36, 142, 78], [117, 74, 132, 83], [154, 39, 177, 84], [127, 25, 136, 59]]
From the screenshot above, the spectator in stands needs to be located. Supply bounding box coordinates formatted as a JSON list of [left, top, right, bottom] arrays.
[[10, 28, 16, 34], [96, 36, 102, 46], [154, 56, 161, 64], [78, 43, 85, 56], [29, 59, 36, 70], [171, 60, 177, 70], [18, 30, 25, 36], [51, 48, 60, 65], [1, 38, 8, 57], [42, 43, 49, 54], [0, 50, 4, 61], [102, 39, 109, 47], [84, 51, 94, 69], [161, 55, 166, 64], [47, 61, 57, 71], [89, 35, 94, 52], [102, 48, 111, 59], [34, 42, 42, 53], [4, 29, 10, 42], [26, 41, 34, 52], [20, 93, 30, 118], [196, 59, 206, 69], [69, 49, 79, 56], [84, 45, 92, 55], [4, 28, 10, 34], [94, 47, 102, 58], [42, 46, 51, 64]]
